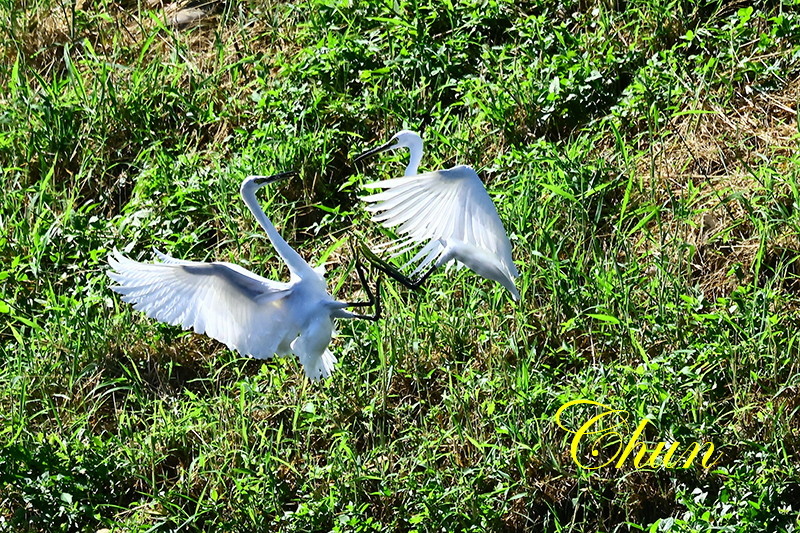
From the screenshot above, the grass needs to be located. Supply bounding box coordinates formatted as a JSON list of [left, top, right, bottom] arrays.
[[1, 0, 800, 530]]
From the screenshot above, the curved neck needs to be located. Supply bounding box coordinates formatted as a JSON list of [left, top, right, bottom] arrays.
[[404, 143, 423, 176], [241, 187, 314, 278]]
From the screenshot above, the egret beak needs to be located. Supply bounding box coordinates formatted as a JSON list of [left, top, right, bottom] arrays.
[[251, 171, 298, 185], [353, 139, 397, 163]]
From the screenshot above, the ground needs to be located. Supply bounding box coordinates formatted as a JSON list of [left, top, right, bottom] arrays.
[[1, 0, 799, 531]]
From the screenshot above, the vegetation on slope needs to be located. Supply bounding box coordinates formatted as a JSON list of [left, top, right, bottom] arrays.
[[1, 0, 800, 530]]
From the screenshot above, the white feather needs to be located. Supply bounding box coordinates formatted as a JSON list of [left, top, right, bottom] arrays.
[[363, 166, 518, 289], [357, 130, 519, 300], [107, 174, 373, 380]]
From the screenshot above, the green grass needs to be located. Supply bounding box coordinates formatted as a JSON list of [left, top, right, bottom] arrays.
[[2, 0, 800, 531]]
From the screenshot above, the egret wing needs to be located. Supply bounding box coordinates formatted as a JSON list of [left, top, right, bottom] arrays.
[[107, 249, 294, 359], [362, 166, 518, 278]]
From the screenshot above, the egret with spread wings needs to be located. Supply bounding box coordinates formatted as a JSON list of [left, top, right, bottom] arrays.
[[107, 172, 380, 380], [354, 130, 519, 301]]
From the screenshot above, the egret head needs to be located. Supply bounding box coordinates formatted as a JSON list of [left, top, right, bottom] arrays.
[[354, 130, 423, 163], [242, 171, 298, 195]]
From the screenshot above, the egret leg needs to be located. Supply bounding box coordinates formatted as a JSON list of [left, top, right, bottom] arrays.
[[359, 244, 438, 291], [343, 244, 382, 321], [360, 244, 418, 290], [413, 262, 440, 286]]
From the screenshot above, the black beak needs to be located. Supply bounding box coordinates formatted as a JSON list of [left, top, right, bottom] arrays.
[[353, 139, 396, 164], [252, 170, 298, 185]]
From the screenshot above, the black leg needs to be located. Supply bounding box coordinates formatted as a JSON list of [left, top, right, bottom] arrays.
[[359, 244, 422, 291], [343, 243, 382, 321], [359, 244, 439, 292], [415, 262, 439, 286]]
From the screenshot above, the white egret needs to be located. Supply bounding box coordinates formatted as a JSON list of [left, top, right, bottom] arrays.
[[354, 130, 519, 301], [107, 172, 380, 380]]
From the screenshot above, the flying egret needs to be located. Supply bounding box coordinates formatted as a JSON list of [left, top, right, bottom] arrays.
[[354, 130, 519, 301], [107, 172, 380, 380]]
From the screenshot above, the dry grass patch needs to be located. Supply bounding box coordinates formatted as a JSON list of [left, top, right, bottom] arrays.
[[635, 78, 800, 298]]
